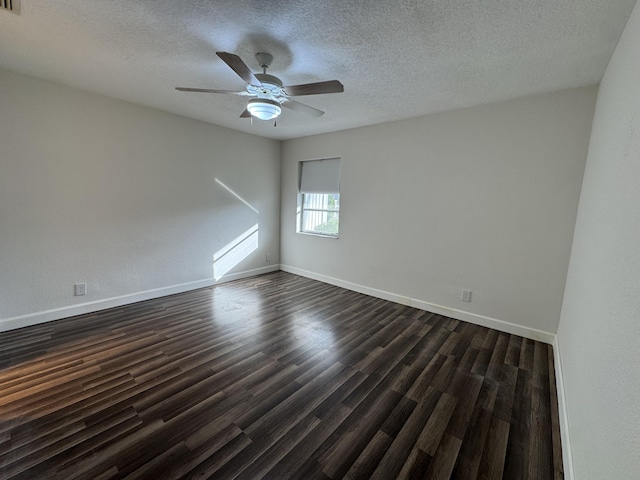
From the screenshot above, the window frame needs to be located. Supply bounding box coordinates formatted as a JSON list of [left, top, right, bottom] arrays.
[[298, 192, 340, 238], [296, 157, 341, 239]]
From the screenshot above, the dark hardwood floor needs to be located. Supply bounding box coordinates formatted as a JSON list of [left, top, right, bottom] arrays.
[[0, 271, 563, 479]]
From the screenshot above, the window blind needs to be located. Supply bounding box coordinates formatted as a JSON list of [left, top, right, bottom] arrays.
[[299, 158, 341, 194]]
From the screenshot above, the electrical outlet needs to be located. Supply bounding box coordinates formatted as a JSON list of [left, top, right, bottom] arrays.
[[461, 289, 472, 302], [266, 253, 271, 262], [74, 283, 87, 296]]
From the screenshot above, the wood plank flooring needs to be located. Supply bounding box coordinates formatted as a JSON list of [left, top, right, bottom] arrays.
[[0, 271, 563, 479]]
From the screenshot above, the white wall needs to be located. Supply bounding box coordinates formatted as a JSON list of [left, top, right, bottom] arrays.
[[556, 1, 640, 478], [281, 87, 597, 339], [0, 68, 281, 330]]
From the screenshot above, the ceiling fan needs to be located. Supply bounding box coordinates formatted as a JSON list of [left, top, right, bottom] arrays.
[[176, 52, 344, 121]]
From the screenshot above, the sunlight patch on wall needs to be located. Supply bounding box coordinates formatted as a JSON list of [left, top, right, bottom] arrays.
[[215, 178, 259, 214], [213, 224, 259, 280]]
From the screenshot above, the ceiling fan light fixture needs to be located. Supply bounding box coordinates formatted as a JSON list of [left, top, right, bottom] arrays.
[[247, 98, 281, 120]]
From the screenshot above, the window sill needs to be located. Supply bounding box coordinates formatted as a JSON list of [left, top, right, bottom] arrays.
[[297, 231, 339, 239]]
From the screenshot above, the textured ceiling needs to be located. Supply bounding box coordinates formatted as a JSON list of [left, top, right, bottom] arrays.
[[0, 1, 636, 140]]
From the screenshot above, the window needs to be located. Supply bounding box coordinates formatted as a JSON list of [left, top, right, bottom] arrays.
[[300, 193, 340, 236], [298, 158, 340, 237]]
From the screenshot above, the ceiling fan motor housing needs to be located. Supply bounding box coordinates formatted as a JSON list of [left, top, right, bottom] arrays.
[[255, 73, 283, 88], [249, 73, 287, 106]]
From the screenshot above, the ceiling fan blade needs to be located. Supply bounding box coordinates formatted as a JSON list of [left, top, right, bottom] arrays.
[[175, 87, 244, 94], [284, 80, 344, 96], [240, 109, 251, 118], [283, 99, 324, 117], [216, 52, 262, 86]]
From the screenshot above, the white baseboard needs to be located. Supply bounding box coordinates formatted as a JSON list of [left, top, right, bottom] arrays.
[[279, 264, 556, 344], [0, 265, 280, 332], [216, 265, 280, 284], [553, 336, 575, 480]]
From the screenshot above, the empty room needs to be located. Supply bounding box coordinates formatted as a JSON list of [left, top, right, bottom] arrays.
[[0, 1, 638, 479]]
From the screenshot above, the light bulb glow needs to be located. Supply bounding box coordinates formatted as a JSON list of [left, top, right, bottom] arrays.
[[247, 98, 282, 120]]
